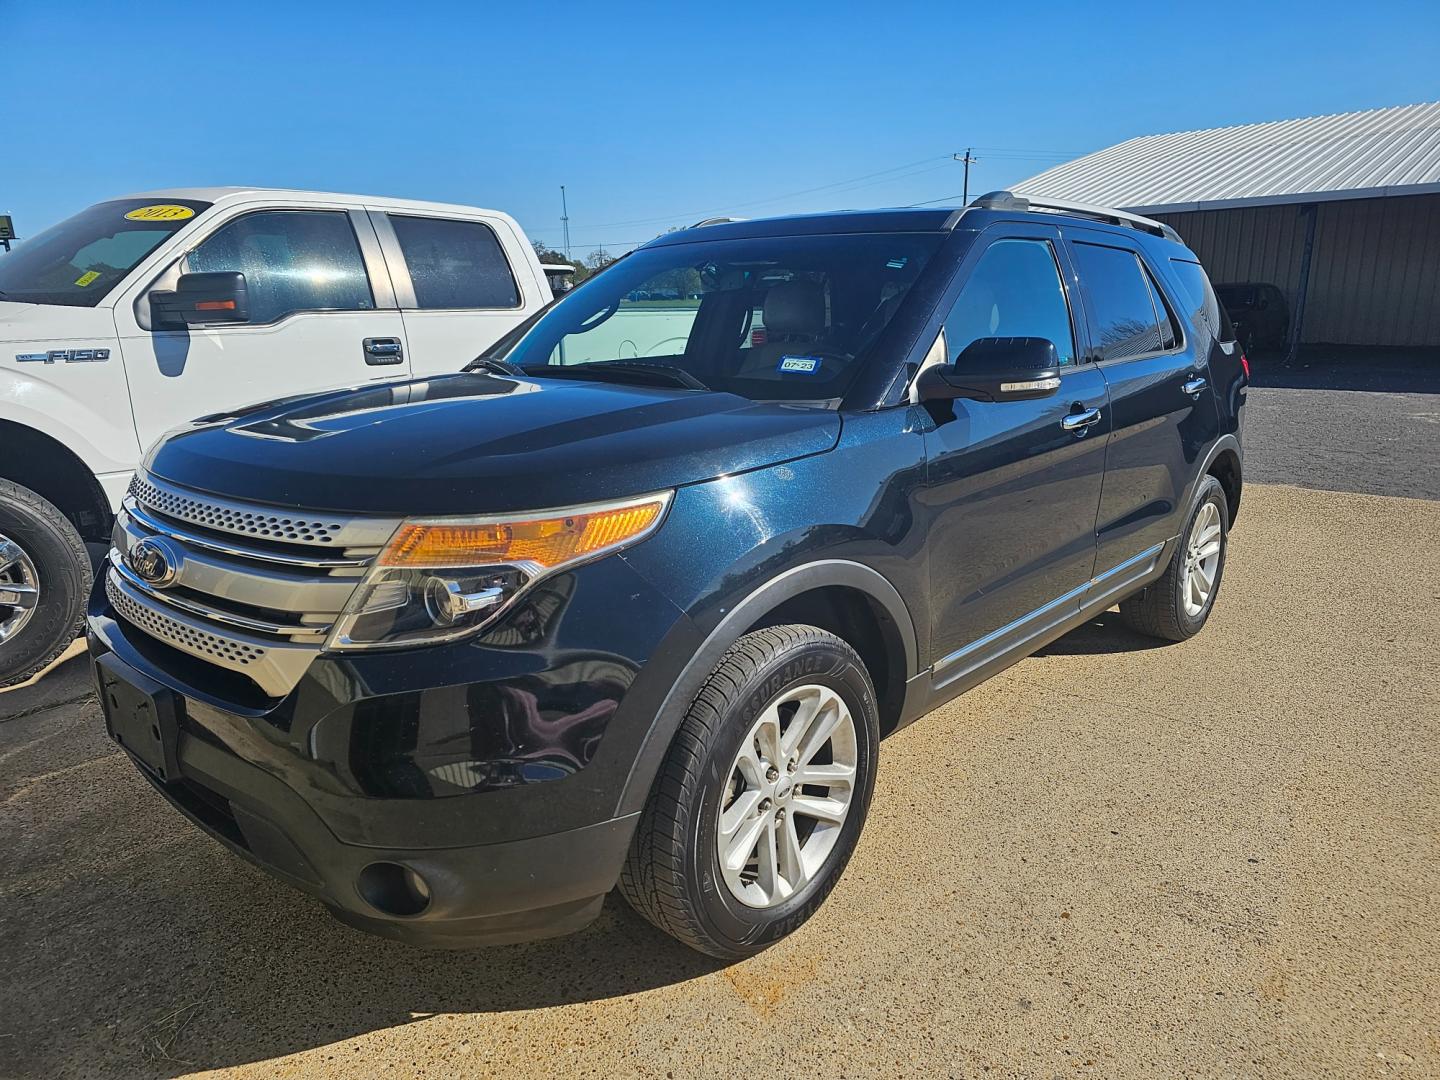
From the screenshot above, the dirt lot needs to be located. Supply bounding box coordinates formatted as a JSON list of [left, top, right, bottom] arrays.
[[3, 481, 1436, 1079]]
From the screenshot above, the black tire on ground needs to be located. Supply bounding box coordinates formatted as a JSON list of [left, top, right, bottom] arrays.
[[619, 624, 880, 959], [0, 479, 91, 688], [1119, 474, 1229, 642]]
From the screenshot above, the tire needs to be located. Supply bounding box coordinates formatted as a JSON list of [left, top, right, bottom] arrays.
[[1119, 474, 1229, 642], [0, 479, 92, 688], [619, 624, 880, 959]]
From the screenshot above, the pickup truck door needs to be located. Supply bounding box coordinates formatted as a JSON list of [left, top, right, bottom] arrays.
[[1060, 230, 1222, 577], [114, 205, 411, 448], [367, 210, 548, 376], [921, 224, 1110, 693]]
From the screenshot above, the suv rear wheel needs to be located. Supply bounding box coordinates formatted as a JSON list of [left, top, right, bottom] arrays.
[[620, 625, 880, 959], [1120, 474, 1229, 642], [0, 480, 91, 687]]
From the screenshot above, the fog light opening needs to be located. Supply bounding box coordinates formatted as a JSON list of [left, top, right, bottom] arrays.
[[356, 862, 431, 917]]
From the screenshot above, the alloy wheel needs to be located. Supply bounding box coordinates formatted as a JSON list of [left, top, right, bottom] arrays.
[[0, 534, 41, 646], [1181, 502, 1223, 617], [716, 683, 858, 909]]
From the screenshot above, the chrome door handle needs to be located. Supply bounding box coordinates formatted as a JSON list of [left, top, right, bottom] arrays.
[[363, 337, 404, 365], [1183, 375, 1208, 395], [1061, 407, 1102, 432]]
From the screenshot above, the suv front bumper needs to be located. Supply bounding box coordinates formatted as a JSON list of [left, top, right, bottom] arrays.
[[83, 551, 687, 947]]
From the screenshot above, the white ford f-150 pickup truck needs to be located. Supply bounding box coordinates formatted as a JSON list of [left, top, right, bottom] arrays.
[[0, 187, 555, 685]]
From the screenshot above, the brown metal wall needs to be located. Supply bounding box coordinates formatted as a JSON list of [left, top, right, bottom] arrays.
[[1153, 193, 1440, 347]]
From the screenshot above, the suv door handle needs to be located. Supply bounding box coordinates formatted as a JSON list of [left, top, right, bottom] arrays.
[[363, 337, 404, 365], [1061, 407, 1102, 432], [1183, 375, 1208, 395]]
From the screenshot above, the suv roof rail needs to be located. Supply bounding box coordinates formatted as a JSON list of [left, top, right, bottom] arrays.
[[968, 190, 1182, 243], [691, 216, 748, 228]]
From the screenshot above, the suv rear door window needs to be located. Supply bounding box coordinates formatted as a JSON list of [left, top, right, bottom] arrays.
[[186, 210, 373, 324], [388, 215, 520, 310], [943, 238, 1077, 366], [1072, 242, 1164, 361]]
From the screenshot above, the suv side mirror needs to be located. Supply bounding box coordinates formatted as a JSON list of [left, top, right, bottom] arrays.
[[916, 336, 1062, 403], [150, 271, 250, 330]]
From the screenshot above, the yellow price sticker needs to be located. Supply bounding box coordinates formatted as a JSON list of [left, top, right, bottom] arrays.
[[124, 204, 195, 222], [75, 270, 102, 287]]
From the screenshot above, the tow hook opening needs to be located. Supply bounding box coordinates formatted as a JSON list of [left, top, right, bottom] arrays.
[[357, 862, 432, 917]]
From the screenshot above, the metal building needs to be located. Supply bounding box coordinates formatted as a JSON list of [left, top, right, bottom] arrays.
[[1016, 102, 1440, 354]]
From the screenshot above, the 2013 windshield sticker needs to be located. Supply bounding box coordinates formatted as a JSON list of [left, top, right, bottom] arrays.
[[124, 204, 195, 222], [74, 270, 101, 287], [778, 355, 821, 374]]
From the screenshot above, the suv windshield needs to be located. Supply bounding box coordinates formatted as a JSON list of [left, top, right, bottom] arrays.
[[0, 197, 210, 307], [499, 231, 945, 404]]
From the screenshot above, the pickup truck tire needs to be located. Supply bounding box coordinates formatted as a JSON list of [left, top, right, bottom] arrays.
[[0, 480, 91, 688], [1120, 474, 1229, 642], [619, 625, 880, 959]]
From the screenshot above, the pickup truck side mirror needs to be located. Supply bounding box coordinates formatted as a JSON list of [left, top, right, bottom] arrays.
[[150, 271, 250, 330], [916, 336, 1062, 403]]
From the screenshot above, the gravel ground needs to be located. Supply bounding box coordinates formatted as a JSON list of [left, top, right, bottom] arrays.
[[2, 483, 1437, 1079]]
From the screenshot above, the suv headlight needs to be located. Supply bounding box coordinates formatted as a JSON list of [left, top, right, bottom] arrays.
[[326, 491, 672, 650]]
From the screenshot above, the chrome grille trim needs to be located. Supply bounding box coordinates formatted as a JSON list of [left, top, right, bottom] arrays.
[[106, 570, 318, 697], [110, 554, 329, 638], [107, 473, 404, 698], [123, 500, 372, 570], [128, 472, 399, 551]]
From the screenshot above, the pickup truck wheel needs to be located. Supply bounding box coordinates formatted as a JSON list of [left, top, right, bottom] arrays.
[[1119, 474, 1228, 642], [619, 625, 879, 959], [0, 480, 91, 688]]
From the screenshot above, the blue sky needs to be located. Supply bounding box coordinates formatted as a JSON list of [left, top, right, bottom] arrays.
[[4, 0, 1438, 256]]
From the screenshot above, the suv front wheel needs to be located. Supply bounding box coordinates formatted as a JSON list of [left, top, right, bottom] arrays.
[[620, 625, 880, 959]]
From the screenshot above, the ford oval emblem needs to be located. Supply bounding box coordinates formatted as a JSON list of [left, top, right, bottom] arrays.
[[127, 537, 182, 588]]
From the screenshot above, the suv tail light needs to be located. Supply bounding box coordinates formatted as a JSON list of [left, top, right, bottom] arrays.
[[1239, 352, 1251, 381]]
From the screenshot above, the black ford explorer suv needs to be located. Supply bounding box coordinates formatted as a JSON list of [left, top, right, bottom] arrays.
[[88, 192, 1246, 959]]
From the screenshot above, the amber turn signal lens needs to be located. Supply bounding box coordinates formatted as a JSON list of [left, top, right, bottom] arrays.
[[380, 497, 667, 570]]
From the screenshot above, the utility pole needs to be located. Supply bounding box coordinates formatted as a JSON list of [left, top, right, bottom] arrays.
[[560, 186, 571, 261], [953, 149, 980, 203]]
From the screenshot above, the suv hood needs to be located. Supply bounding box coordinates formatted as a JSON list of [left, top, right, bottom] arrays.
[[147, 372, 841, 515]]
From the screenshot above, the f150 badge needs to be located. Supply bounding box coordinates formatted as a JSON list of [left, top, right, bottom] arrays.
[[15, 348, 111, 363]]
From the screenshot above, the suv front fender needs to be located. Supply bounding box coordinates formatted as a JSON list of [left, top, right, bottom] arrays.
[[613, 557, 917, 818]]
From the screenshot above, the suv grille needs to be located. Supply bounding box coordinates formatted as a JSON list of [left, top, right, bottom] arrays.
[[106, 473, 400, 697], [127, 474, 348, 543]]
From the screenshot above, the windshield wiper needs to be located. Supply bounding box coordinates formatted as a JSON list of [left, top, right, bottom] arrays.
[[519, 361, 709, 392], [462, 356, 524, 376]]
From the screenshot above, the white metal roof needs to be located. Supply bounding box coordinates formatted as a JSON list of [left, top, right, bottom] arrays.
[[1015, 102, 1440, 214]]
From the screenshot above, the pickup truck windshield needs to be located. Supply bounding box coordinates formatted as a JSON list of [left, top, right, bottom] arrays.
[[0, 197, 210, 307], [500, 231, 944, 404]]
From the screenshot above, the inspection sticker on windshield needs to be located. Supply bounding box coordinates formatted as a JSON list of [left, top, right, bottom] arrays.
[[74, 270, 101, 287], [124, 204, 195, 222], [778, 355, 821, 374]]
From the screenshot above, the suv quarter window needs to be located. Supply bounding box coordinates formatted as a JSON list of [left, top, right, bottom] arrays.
[[942, 237, 1078, 368], [387, 215, 521, 310], [1169, 258, 1235, 343], [184, 209, 374, 325], [1070, 241, 1173, 362]]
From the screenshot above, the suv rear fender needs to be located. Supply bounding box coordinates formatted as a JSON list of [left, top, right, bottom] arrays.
[[1189, 434, 1243, 528], [614, 556, 919, 819]]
